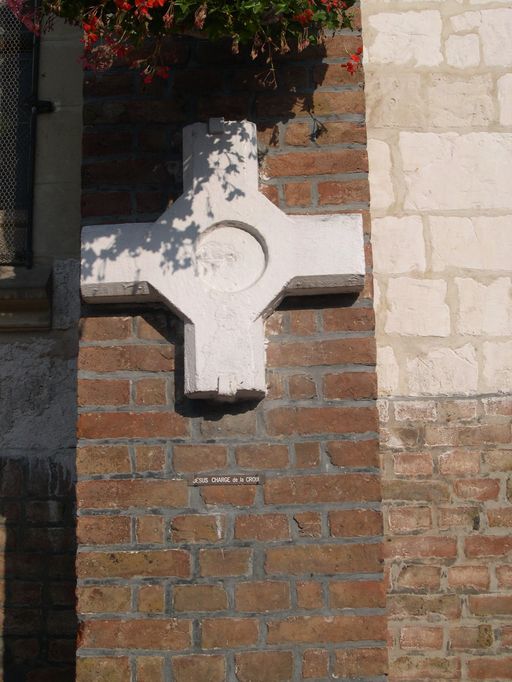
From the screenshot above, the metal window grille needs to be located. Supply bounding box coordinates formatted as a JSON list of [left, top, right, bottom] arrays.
[[0, 0, 38, 266]]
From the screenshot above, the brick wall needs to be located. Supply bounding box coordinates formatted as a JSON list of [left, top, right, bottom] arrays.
[[363, 1, 512, 679], [76, 13, 384, 681]]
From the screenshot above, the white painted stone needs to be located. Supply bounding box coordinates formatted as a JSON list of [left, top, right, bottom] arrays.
[[426, 75, 494, 127], [385, 278, 450, 337], [456, 277, 512, 336], [400, 132, 512, 211], [81, 120, 365, 402], [372, 216, 426, 274], [445, 34, 480, 69], [407, 344, 479, 396], [430, 216, 512, 272], [483, 340, 512, 392], [377, 346, 400, 396], [450, 11, 481, 33], [367, 11, 443, 67], [498, 74, 512, 125], [367, 139, 394, 210], [477, 9, 512, 66]]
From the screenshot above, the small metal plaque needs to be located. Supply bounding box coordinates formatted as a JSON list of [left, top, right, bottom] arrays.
[[190, 474, 264, 486]]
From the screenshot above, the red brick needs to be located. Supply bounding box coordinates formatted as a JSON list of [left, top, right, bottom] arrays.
[[235, 444, 289, 469], [199, 548, 251, 577], [137, 657, 165, 682], [173, 585, 228, 612], [496, 565, 512, 588], [77, 515, 131, 545], [400, 626, 443, 650], [136, 515, 164, 543], [79, 619, 191, 650], [453, 478, 500, 501], [303, 649, 328, 678], [439, 450, 480, 476], [77, 445, 131, 475], [235, 514, 290, 541], [76, 657, 130, 682], [267, 337, 375, 367], [383, 480, 450, 503], [449, 625, 493, 650], [395, 565, 441, 591], [173, 445, 227, 472], [79, 345, 174, 372], [82, 191, 131, 218], [284, 182, 311, 206], [388, 595, 461, 619], [488, 508, 512, 527], [135, 445, 166, 472], [82, 130, 132, 156], [465, 536, 512, 557], [289, 374, 317, 400], [334, 648, 387, 677], [77, 479, 188, 509], [393, 453, 433, 476], [326, 439, 378, 467], [329, 509, 382, 537], [387, 506, 432, 533], [294, 512, 322, 538], [173, 655, 225, 682], [201, 618, 259, 649], [77, 549, 190, 579], [267, 615, 386, 644], [385, 537, 457, 560], [318, 180, 369, 205], [171, 515, 225, 543], [235, 651, 293, 682], [297, 581, 323, 609], [78, 412, 188, 439], [447, 565, 490, 590], [138, 585, 165, 613], [77, 586, 131, 613], [322, 307, 374, 332], [390, 656, 460, 679], [265, 474, 380, 504], [266, 543, 381, 575], [78, 379, 130, 406], [438, 506, 479, 530], [295, 442, 321, 468], [469, 595, 512, 615], [267, 405, 377, 436], [467, 657, 512, 679], [135, 316, 168, 341], [80, 316, 131, 341], [289, 310, 317, 336], [135, 378, 167, 405], [329, 580, 385, 609], [323, 371, 376, 400], [235, 581, 290, 612]]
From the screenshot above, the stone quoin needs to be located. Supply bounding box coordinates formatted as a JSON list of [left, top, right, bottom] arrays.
[[81, 119, 365, 401]]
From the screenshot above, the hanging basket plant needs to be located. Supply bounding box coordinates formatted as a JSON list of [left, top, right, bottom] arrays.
[[9, 0, 358, 82]]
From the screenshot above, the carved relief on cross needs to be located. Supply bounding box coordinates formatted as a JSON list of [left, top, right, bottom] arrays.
[[81, 119, 365, 402]]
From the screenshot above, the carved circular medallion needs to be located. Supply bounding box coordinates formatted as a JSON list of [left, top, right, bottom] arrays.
[[195, 221, 266, 292]]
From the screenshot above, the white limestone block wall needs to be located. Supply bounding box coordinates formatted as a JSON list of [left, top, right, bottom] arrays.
[[363, 0, 512, 398]]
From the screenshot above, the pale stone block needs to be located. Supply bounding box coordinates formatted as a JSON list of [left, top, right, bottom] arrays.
[[400, 133, 512, 211], [385, 278, 450, 337], [407, 344, 479, 396], [430, 216, 512, 272], [445, 34, 480, 69], [372, 217, 426, 274], [451, 11, 481, 33], [483, 341, 512, 392], [426, 75, 494, 127], [498, 74, 512, 126], [456, 277, 512, 336], [368, 11, 443, 66], [365, 71, 424, 129], [478, 9, 512, 66], [377, 346, 400, 396], [367, 139, 394, 210]]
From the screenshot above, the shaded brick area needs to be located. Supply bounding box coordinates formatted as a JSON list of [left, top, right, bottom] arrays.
[[76, 305, 383, 680], [381, 396, 512, 680]]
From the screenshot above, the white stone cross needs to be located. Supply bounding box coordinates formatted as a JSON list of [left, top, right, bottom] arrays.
[[81, 119, 365, 401]]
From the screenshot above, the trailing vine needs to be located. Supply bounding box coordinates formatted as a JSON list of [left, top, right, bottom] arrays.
[[8, 0, 358, 82]]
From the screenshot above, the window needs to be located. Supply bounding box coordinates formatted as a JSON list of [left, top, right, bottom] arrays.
[[0, 0, 39, 266]]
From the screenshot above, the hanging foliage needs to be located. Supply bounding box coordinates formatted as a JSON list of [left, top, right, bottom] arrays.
[[8, 0, 357, 81]]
